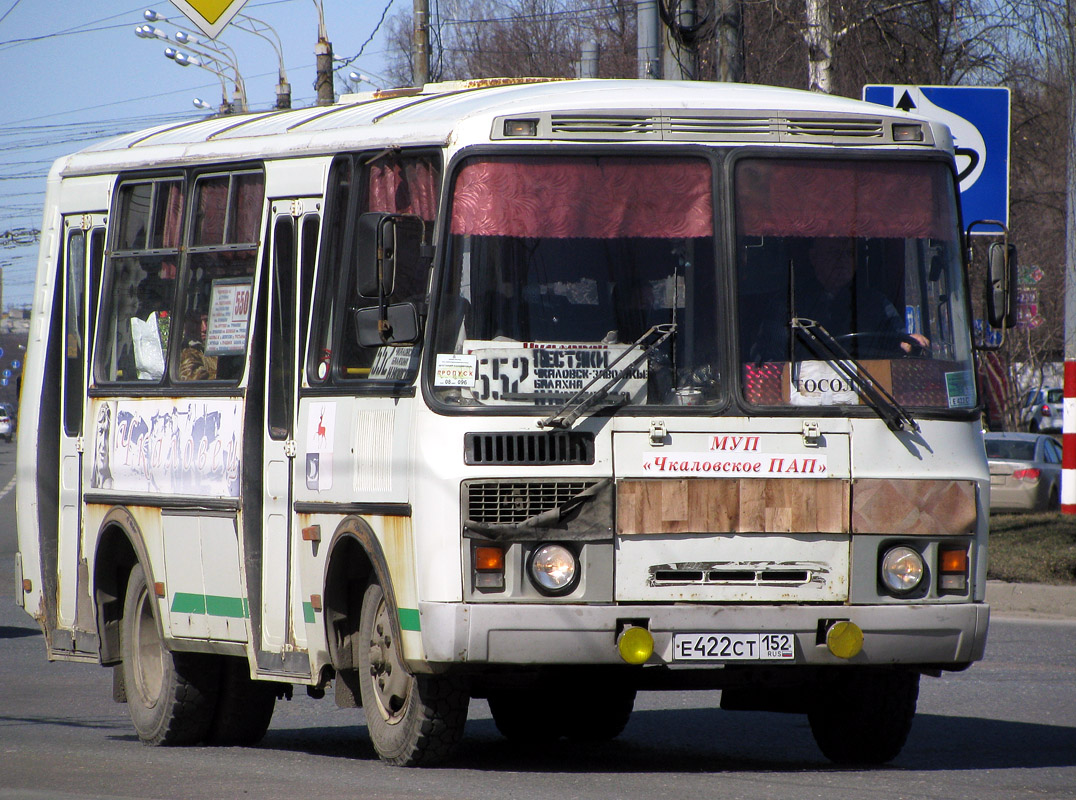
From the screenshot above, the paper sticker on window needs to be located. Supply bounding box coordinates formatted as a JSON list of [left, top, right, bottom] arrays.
[[205, 278, 253, 357], [370, 346, 418, 381], [787, 361, 859, 406], [945, 370, 974, 408], [461, 340, 647, 406], [435, 353, 477, 387]]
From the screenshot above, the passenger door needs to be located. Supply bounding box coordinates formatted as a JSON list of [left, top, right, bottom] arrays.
[[57, 215, 105, 648], [257, 199, 320, 673]]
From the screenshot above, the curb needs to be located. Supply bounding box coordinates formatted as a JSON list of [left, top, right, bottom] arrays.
[[986, 580, 1076, 620]]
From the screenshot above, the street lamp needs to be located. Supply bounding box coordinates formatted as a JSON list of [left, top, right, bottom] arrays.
[[231, 13, 291, 109], [139, 10, 248, 112], [192, 98, 213, 110], [348, 71, 384, 91]]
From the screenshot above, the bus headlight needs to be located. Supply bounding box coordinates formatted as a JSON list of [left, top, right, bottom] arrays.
[[880, 546, 925, 594], [528, 543, 579, 595]]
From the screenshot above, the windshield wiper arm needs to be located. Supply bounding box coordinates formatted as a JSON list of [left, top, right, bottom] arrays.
[[791, 317, 919, 433], [538, 323, 676, 430]]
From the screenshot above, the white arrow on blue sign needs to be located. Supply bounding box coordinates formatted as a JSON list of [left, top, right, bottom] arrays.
[[863, 85, 1011, 230]]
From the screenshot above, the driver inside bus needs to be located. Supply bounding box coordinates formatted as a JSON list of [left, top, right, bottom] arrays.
[[795, 236, 928, 356]]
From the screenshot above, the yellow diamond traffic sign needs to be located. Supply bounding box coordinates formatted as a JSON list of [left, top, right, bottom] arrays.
[[168, 0, 249, 39]]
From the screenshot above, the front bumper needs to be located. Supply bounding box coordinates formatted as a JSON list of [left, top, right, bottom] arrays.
[[418, 600, 989, 669]]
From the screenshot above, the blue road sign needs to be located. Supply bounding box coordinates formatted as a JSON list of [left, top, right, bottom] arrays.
[[863, 85, 1010, 230]]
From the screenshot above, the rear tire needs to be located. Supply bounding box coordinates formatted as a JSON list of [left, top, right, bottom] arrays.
[[207, 657, 278, 746], [357, 581, 469, 766], [808, 668, 919, 765], [121, 564, 219, 745]]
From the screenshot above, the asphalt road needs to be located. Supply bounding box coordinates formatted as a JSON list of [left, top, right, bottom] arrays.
[[2, 440, 1075, 800]]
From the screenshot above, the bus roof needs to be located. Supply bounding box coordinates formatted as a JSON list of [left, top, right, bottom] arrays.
[[56, 78, 947, 177]]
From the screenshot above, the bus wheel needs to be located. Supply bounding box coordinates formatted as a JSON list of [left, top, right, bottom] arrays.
[[207, 656, 278, 746], [121, 564, 219, 745], [487, 690, 562, 744], [565, 682, 636, 742], [357, 581, 469, 766], [807, 667, 919, 765]]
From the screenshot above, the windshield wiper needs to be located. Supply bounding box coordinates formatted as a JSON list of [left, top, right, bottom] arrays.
[[791, 317, 919, 433], [538, 323, 676, 430]]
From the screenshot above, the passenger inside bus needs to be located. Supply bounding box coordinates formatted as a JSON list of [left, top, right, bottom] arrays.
[[178, 313, 217, 381]]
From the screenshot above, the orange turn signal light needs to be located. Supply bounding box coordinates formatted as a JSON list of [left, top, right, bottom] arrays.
[[474, 546, 505, 572], [939, 548, 968, 574]]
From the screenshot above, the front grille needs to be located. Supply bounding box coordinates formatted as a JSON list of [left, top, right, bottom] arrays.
[[465, 431, 594, 466], [650, 565, 814, 586], [466, 480, 600, 525]]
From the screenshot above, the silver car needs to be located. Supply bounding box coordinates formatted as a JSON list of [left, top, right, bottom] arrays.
[[985, 432, 1062, 512], [1021, 387, 1063, 433]]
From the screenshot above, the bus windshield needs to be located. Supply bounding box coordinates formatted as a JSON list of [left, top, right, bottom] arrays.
[[735, 157, 976, 412], [430, 153, 976, 416], [431, 154, 720, 408]]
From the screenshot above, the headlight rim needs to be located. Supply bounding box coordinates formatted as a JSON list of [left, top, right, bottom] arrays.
[[527, 542, 580, 596]]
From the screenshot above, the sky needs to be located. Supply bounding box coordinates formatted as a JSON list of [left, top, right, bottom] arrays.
[[0, 0, 400, 309]]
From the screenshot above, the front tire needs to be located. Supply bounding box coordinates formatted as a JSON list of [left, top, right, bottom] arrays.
[[121, 564, 219, 745], [808, 668, 919, 765], [357, 582, 469, 766]]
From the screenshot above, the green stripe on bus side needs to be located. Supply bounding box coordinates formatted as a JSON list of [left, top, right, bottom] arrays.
[[398, 607, 421, 632], [171, 593, 249, 619]]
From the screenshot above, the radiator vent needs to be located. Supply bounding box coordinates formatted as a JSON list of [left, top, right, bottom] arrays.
[[786, 116, 884, 139], [550, 113, 660, 137], [466, 480, 601, 525], [650, 564, 817, 587], [465, 431, 594, 466]]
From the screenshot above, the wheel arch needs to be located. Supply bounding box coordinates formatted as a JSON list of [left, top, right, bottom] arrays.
[[322, 516, 403, 676], [93, 506, 155, 665]]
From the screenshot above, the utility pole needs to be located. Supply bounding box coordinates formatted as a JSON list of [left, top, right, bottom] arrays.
[[714, 0, 743, 82], [663, 0, 696, 80], [314, 2, 334, 105], [637, 0, 661, 78], [1062, 0, 1076, 513], [413, 0, 430, 86]]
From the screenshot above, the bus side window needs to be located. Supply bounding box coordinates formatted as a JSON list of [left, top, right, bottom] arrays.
[[96, 178, 183, 384], [311, 151, 440, 385], [175, 171, 264, 383]]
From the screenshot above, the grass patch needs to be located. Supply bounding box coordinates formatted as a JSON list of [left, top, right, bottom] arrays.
[[988, 513, 1076, 586]]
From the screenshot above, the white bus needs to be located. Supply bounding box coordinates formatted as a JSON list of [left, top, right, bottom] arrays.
[[15, 78, 1013, 766]]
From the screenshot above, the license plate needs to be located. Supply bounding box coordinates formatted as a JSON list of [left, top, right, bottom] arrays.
[[673, 632, 795, 661]]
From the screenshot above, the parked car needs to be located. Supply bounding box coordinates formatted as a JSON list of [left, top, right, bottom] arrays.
[[984, 432, 1062, 512], [1020, 386, 1063, 433], [0, 410, 11, 442]]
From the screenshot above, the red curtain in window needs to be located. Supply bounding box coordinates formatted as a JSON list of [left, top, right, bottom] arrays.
[[735, 159, 956, 239], [233, 173, 264, 244], [450, 157, 713, 239], [194, 178, 229, 245], [367, 158, 440, 221]]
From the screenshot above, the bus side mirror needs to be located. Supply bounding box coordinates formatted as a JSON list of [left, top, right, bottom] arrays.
[[355, 212, 424, 298], [353, 303, 420, 347], [987, 241, 1017, 329]]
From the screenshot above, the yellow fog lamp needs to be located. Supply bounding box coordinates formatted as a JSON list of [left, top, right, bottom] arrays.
[[825, 620, 864, 659], [617, 625, 654, 665]]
